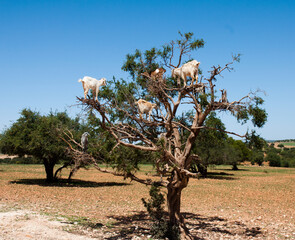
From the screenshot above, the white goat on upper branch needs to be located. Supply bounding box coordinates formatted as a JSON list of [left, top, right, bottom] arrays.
[[172, 60, 200, 87], [78, 76, 107, 102]]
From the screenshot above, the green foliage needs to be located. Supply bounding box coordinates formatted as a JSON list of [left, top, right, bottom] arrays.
[[191, 113, 257, 170], [0, 157, 41, 164], [142, 183, 180, 240], [265, 147, 295, 168], [192, 113, 227, 167], [0, 109, 84, 181], [251, 150, 264, 166], [266, 152, 281, 167], [142, 183, 165, 221], [248, 97, 268, 128], [226, 138, 252, 168], [236, 96, 267, 128], [246, 131, 265, 150]]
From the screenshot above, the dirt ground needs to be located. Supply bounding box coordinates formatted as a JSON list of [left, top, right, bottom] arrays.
[[0, 164, 294, 239], [0, 207, 96, 240]]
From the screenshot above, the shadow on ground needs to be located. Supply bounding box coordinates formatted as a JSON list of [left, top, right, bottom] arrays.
[[203, 172, 238, 180], [217, 168, 250, 172], [95, 211, 263, 240], [9, 178, 130, 188]]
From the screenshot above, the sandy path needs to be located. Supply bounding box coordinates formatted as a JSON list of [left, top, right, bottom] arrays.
[[0, 208, 95, 240]]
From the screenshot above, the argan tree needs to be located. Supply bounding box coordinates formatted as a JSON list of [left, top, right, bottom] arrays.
[[0, 109, 84, 182], [67, 32, 267, 239]]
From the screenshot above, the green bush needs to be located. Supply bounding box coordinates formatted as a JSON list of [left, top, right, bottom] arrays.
[[251, 151, 264, 166], [142, 183, 180, 240], [266, 152, 281, 167], [281, 159, 289, 168]]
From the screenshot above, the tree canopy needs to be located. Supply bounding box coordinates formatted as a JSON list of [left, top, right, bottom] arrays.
[[0, 109, 84, 182]]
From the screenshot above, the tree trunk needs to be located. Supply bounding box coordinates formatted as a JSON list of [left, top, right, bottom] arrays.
[[167, 170, 192, 240], [44, 159, 55, 182], [232, 163, 239, 170]]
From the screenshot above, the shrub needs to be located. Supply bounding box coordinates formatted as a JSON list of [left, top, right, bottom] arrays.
[[266, 152, 281, 167], [251, 151, 264, 166], [142, 183, 180, 240], [281, 159, 289, 168]]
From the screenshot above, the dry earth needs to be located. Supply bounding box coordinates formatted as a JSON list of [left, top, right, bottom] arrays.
[[0, 207, 96, 240], [0, 164, 294, 239]]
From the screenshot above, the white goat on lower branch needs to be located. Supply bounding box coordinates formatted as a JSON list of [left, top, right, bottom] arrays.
[[78, 76, 106, 101], [135, 99, 157, 121]]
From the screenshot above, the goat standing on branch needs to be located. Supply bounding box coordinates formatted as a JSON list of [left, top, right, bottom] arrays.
[[135, 99, 157, 121], [78, 76, 106, 102], [171, 60, 200, 87], [81, 132, 90, 152], [219, 89, 228, 103]]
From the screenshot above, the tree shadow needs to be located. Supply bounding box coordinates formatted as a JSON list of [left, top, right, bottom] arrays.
[[9, 178, 130, 188], [97, 211, 263, 239], [203, 172, 238, 180], [217, 168, 250, 172], [105, 212, 151, 240]]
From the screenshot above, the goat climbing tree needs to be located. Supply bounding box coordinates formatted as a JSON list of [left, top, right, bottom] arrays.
[[66, 32, 267, 239]]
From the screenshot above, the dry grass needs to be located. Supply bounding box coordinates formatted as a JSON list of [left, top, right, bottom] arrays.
[[0, 164, 294, 239]]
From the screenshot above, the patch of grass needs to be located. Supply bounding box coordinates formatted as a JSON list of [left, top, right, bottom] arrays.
[[281, 142, 295, 146], [105, 220, 117, 228], [47, 213, 104, 229]]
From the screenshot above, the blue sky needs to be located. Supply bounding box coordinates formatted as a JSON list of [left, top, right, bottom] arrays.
[[0, 0, 294, 140]]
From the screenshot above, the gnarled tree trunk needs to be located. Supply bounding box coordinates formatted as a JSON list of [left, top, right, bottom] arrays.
[[167, 170, 192, 240]]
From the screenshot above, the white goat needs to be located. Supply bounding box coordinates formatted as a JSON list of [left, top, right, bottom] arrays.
[[135, 99, 157, 121], [78, 76, 106, 101], [171, 67, 182, 86], [171, 60, 200, 86]]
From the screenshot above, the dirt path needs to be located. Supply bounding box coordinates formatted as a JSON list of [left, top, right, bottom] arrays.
[[0, 207, 95, 240]]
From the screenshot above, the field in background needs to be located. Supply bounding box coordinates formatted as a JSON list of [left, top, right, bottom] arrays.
[[280, 142, 295, 146], [0, 164, 294, 239], [273, 141, 295, 148]]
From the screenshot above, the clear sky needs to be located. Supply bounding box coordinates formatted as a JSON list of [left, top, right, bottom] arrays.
[[0, 0, 294, 140]]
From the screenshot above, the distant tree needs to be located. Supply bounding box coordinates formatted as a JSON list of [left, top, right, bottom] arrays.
[[251, 150, 264, 166], [225, 138, 252, 170], [0, 109, 83, 182], [278, 143, 284, 148], [65, 32, 267, 239], [266, 152, 281, 167], [191, 112, 227, 175]]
